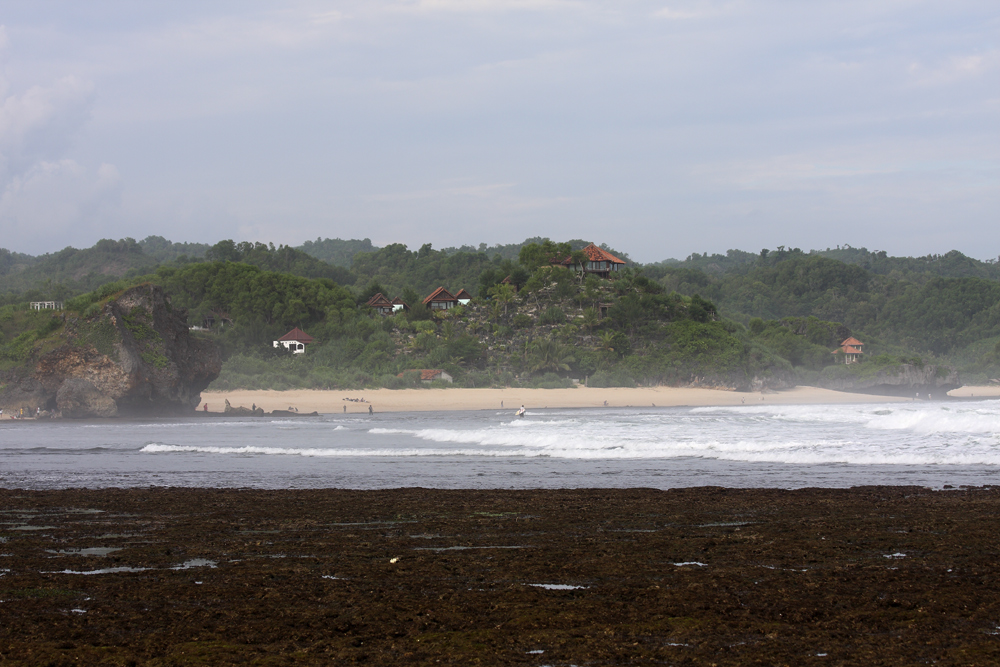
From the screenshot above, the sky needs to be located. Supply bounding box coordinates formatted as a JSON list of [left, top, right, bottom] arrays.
[[0, 1, 996, 263]]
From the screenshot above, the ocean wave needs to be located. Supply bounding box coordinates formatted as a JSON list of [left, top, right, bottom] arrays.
[[138, 439, 1000, 465]]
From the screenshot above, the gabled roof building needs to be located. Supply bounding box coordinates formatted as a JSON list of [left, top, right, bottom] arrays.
[[551, 243, 626, 278], [423, 287, 459, 310], [274, 327, 315, 354], [366, 293, 394, 315]]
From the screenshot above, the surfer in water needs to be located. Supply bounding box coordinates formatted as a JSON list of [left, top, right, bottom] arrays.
[[516, 405, 526, 418]]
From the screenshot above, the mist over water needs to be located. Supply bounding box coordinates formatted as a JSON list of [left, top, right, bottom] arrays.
[[2, 400, 999, 489]]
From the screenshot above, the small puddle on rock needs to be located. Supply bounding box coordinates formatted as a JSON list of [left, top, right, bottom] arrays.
[[413, 545, 531, 552], [46, 547, 122, 557], [51, 566, 150, 575], [171, 559, 218, 570]]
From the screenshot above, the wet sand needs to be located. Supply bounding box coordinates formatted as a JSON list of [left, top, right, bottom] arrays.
[[201, 385, 909, 415], [2, 487, 999, 665]]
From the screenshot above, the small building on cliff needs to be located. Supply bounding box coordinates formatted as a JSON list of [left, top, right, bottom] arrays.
[[550, 243, 626, 279], [274, 327, 315, 354]]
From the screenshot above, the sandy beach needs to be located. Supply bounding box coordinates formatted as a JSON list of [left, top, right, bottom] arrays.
[[200, 385, 914, 415]]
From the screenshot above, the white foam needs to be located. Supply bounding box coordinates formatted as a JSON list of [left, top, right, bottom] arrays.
[[673, 562, 707, 567], [526, 583, 588, 590], [50, 566, 149, 575]]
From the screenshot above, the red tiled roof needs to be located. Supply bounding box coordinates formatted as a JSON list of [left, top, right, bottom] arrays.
[[366, 293, 392, 307], [278, 327, 315, 343], [581, 243, 625, 264], [840, 337, 863, 347], [422, 287, 457, 305], [391, 296, 409, 306], [454, 289, 473, 299], [832, 346, 863, 355], [396, 369, 445, 380], [551, 243, 627, 267]]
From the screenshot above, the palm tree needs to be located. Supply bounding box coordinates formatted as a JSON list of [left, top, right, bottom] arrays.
[[489, 282, 516, 317], [527, 338, 575, 374]]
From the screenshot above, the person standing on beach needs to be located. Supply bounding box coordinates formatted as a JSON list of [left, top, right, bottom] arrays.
[[369, 404, 373, 415]]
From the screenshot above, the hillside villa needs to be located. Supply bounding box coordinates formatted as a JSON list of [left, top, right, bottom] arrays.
[[397, 369, 454, 384], [551, 243, 627, 279], [832, 337, 864, 364], [274, 327, 315, 354], [423, 287, 460, 311]]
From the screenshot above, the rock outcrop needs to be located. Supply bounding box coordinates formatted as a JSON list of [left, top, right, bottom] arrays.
[[57, 378, 119, 418], [0, 283, 222, 418], [820, 363, 960, 399]]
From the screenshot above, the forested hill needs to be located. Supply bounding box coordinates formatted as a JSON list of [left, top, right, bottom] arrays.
[[4, 236, 1000, 391], [652, 246, 1000, 282]]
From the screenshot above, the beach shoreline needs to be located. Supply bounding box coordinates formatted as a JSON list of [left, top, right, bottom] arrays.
[[199, 384, 924, 415]]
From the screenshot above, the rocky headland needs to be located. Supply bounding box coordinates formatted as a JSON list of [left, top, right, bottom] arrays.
[[0, 284, 221, 418], [819, 362, 960, 399]]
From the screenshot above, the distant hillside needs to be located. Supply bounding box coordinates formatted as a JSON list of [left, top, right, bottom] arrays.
[[296, 238, 376, 268], [138, 236, 211, 262], [0, 238, 163, 304]]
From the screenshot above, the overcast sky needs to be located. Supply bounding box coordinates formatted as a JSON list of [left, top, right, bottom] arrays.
[[0, 1, 996, 262]]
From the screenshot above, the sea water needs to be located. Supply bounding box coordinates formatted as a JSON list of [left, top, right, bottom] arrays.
[[1, 400, 999, 489]]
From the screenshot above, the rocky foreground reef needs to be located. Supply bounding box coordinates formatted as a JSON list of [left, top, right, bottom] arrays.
[[0, 284, 221, 418]]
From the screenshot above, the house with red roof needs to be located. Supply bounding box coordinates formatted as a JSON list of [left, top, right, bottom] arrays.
[[366, 293, 394, 315], [423, 287, 459, 311], [391, 296, 410, 313], [832, 337, 864, 364], [551, 243, 626, 278], [274, 327, 315, 354], [454, 289, 473, 305], [397, 369, 454, 384]]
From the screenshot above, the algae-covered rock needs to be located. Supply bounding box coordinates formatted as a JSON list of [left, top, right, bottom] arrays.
[[56, 378, 119, 418]]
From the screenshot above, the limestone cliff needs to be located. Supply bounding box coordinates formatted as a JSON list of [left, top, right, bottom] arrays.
[[0, 284, 221, 417], [819, 363, 960, 399]]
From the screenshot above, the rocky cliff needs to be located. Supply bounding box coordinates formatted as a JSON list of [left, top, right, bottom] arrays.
[[819, 363, 960, 399], [0, 284, 221, 417]]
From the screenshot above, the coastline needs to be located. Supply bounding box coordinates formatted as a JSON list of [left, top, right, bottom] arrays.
[[199, 384, 912, 415]]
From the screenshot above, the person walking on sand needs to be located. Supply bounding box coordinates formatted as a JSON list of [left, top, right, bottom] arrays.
[[343, 405, 347, 413], [368, 404, 373, 415]]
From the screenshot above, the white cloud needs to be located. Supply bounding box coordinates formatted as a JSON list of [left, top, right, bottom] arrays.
[[907, 49, 1000, 87], [0, 25, 121, 252], [0, 159, 121, 245], [0, 76, 94, 179]]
